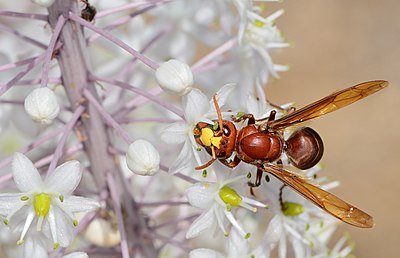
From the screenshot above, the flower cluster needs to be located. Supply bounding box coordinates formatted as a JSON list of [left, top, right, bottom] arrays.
[[0, 0, 358, 257]]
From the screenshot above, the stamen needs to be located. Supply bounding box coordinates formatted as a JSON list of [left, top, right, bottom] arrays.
[[19, 210, 35, 244]]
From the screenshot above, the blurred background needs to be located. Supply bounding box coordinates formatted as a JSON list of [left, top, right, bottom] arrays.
[[267, 1, 400, 257]]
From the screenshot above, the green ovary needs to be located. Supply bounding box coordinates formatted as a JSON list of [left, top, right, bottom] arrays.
[[33, 193, 51, 217], [219, 186, 242, 206]]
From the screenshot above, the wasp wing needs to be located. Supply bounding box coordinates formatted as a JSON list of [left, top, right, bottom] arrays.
[[262, 163, 374, 228], [269, 80, 388, 130]]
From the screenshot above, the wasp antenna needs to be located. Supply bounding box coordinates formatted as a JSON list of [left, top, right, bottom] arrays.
[[212, 95, 224, 136]]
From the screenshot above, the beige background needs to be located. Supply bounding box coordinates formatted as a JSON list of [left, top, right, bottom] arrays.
[[267, 1, 400, 257]]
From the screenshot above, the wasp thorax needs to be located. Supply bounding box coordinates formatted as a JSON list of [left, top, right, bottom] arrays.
[[285, 127, 324, 170]]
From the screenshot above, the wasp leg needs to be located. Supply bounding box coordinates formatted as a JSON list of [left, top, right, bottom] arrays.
[[219, 156, 241, 168], [232, 113, 256, 125], [248, 168, 263, 196]]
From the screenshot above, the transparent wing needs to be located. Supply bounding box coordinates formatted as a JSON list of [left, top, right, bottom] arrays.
[[269, 80, 388, 130], [262, 163, 374, 228]]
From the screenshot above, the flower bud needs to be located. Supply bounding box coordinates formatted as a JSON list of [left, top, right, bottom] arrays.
[[24, 87, 60, 125], [126, 140, 160, 176], [83, 217, 121, 248], [155, 59, 193, 96], [32, 0, 56, 8]]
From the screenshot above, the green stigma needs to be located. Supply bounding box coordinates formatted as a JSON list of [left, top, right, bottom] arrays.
[[73, 219, 78, 227], [219, 186, 242, 207], [53, 242, 60, 250], [20, 196, 29, 201], [33, 193, 51, 217], [236, 111, 244, 117], [59, 195, 64, 202], [282, 201, 304, 216], [202, 170, 207, 178], [254, 19, 265, 27]]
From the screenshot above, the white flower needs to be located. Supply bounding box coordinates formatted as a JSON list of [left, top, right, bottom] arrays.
[[62, 252, 89, 258], [126, 140, 160, 176], [160, 84, 235, 174], [31, 0, 55, 8], [0, 153, 99, 249], [189, 222, 268, 258], [24, 88, 60, 125], [185, 168, 266, 239], [155, 59, 194, 96]]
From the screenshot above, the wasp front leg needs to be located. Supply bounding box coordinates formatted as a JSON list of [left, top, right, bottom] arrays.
[[232, 113, 256, 125]]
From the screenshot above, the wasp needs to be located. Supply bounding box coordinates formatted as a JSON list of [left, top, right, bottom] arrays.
[[193, 80, 388, 228]]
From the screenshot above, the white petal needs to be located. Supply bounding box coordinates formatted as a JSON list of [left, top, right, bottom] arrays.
[[45, 160, 81, 195], [51, 206, 74, 247], [227, 225, 250, 257], [183, 89, 209, 124], [24, 235, 49, 258], [262, 215, 283, 251], [160, 122, 188, 144], [63, 196, 100, 213], [186, 208, 215, 239], [0, 193, 25, 217], [214, 83, 235, 108], [168, 140, 195, 174], [62, 252, 89, 258], [186, 182, 218, 209], [189, 248, 225, 258], [32, 0, 55, 8], [12, 152, 43, 192]]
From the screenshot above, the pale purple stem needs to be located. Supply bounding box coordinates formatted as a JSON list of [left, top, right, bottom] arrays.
[[92, 75, 184, 119], [118, 117, 181, 124], [92, 6, 153, 38], [192, 60, 229, 74], [150, 232, 190, 251], [107, 173, 130, 258], [152, 214, 198, 230], [0, 100, 24, 105], [191, 38, 236, 72], [41, 15, 66, 88], [116, 26, 170, 81], [5, 78, 62, 86], [0, 53, 45, 96], [95, 0, 171, 18], [46, 105, 85, 177], [0, 56, 37, 72], [35, 143, 83, 169], [0, 10, 48, 21], [137, 201, 189, 207], [69, 12, 159, 70], [111, 86, 163, 120], [0, 126, 64, 172], [0, 23, 47, 49], [83, 89, 134, 144]]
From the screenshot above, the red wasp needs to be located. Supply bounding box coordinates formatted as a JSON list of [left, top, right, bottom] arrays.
[[193, 80, 388, 228]]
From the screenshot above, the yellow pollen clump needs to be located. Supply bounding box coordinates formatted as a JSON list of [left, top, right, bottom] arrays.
[[200, 128, 222, 148], [33, 193, 51, 217]]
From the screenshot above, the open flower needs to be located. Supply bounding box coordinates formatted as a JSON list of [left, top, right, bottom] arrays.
[[0, 153, 99, 250], [185, 168, 266, 239], [160, 84, 235, 174]]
